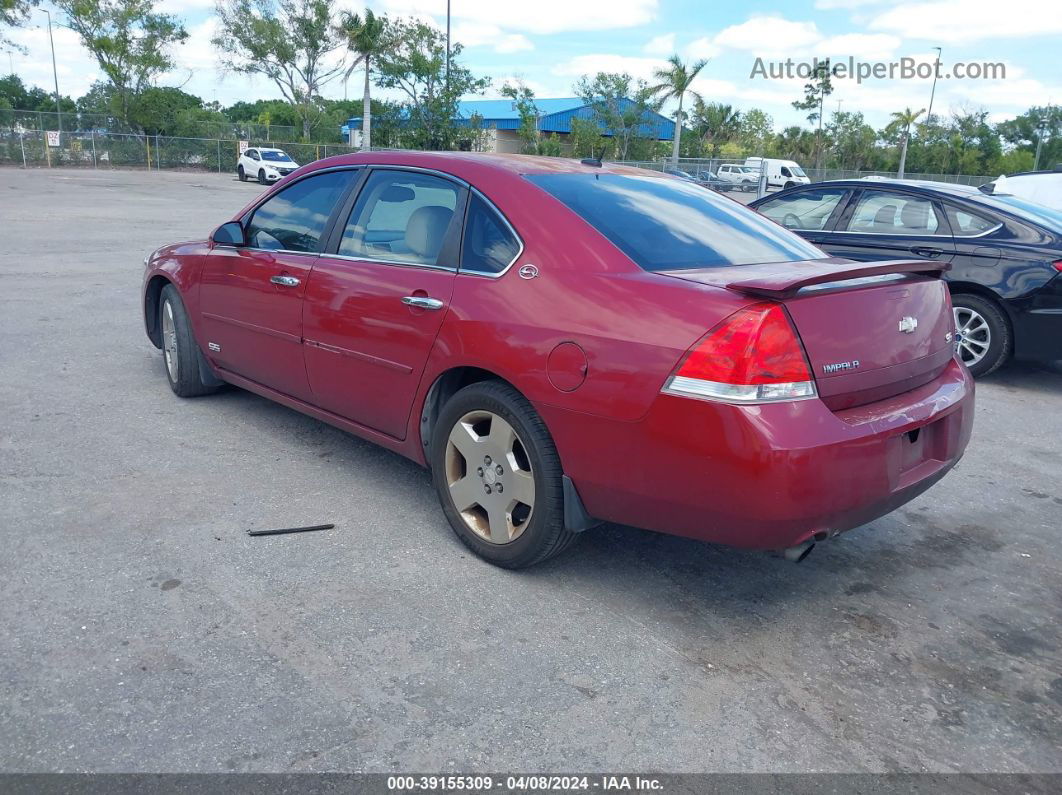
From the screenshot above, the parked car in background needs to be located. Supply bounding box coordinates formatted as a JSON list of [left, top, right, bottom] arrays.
[[980, 168, 1062, 210], [237, 147, 301, 184], [750, 178, 1062, 376], [142, 154, 972, 568], [716, 163, 759, 192], [664, 166, 731, 192], [745, 157, 810, 189]]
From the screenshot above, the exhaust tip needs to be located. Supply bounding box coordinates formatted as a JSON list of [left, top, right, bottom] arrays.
[[783, 540, 815, 563]]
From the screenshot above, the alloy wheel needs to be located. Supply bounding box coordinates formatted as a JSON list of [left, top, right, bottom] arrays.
[[953, 306, 991, 368], [444, 410, 535, 545], [162, 299, 179, 382]]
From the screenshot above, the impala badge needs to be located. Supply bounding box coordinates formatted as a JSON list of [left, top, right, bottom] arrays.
[[823, 360, 859, 374], [898, 316, 918, 333], [518, 264, 539, 279]]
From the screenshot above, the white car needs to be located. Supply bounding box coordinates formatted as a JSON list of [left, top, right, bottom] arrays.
[[237, 147, 300, 184], [980, 170, 1062, 210], [715, 163, 759, 191]]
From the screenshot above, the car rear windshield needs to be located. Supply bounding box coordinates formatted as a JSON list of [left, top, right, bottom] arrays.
[[526, 173, 826, 270], [974, 193, 1062, 231], [262, 151, 293, 162]]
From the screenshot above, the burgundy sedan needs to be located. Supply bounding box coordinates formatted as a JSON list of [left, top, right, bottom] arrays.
[[142, 152, 974, 567]]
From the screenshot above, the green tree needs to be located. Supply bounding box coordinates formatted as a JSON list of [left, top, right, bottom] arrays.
[[825, 110, 878, 170], [887, 106, 924, 178], [500, 81, 540, 154], [374, 17, 489, 151], [996, 105, 1061, 172], [573, 72, 656, 160], [737, 108, 774, 155], [214, 0, 347, 140], [338, 8, 390, 150], [648, 54, 707, 166], [691, 99, 741, 157], [568, 115, 605, 158], [128, 85, 201, 134], [55, 0, 187, 122], [2, 0, 39, 48], [792, 57, 834, 169]]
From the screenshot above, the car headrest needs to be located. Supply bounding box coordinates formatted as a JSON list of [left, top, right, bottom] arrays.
[[873, 204, 897, 226], [405, 206, 453, 260]]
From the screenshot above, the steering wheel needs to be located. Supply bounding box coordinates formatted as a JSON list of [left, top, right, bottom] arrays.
[[782, 213, 802, 229]]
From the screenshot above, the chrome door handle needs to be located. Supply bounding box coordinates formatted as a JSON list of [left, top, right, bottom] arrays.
[[270, 275, 300, 287], [402, 295, 445, 310]]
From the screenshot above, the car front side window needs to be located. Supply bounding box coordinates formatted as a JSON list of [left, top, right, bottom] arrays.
[[246, 170, 354, 253], [338, 170, 460, 267], [757, 189, 847, 231]]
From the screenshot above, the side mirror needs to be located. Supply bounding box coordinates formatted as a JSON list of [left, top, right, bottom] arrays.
[[211, 221, 246, 247]]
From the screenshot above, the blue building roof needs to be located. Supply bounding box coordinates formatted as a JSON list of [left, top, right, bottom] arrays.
[[343, 96, 675, 141]]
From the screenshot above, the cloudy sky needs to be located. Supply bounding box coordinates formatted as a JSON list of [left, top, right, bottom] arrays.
[[6, 0, 1060, 129]]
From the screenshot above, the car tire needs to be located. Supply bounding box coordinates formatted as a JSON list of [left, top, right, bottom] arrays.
[[258, 169, 267, 185], [784, 181, 797, 189], [159, 284, 219, 398], [951, 293, 1012, 377], [430, 380, 577, 569], [237, 165, 246, 182]]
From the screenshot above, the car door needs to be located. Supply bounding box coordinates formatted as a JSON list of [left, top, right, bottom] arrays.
[[754, 186, 852, 246], [826, 188, 957, 263], [302, 167, 466, 439], [199, 169, 356, 401]]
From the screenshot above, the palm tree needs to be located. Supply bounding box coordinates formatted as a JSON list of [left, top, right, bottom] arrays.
[[649, 55, 708, 167], [888, 106, 925, 179], [691, 99, 741, 157], [338, 9, 390, 151]]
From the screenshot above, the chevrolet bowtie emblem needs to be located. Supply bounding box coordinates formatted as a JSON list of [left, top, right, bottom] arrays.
[[898, 316, 918, 333]]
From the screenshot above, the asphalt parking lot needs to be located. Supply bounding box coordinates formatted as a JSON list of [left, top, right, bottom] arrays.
[[1, 166, 1060, 774]]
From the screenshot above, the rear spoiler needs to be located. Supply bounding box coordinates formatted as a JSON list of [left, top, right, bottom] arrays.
[[723, 259, 950, 299]]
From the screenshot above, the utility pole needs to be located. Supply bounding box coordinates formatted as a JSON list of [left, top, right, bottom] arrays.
[[445, 0, 451, 90], [926, 47, 942, 124], [1033, 117, 1049, 171], [43, 10, 62, 133]]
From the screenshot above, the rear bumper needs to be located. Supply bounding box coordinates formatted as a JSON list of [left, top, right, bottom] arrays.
[[543, 358, 974, 550]]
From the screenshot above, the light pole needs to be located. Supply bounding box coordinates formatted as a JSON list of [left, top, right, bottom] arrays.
[[1033, 117, 1049, 171], [926, 46, 942, 125], [445, 0, 451, 90], [42, 9, 62, 133]]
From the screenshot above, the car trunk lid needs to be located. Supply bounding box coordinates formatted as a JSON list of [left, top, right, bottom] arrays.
[[659, 258, 956, 410]]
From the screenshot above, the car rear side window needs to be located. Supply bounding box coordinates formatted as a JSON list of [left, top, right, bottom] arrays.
[[461, 194, 520, 274], [757, 188, 847, 231], [846, 191, 940, 235], [945, 205, 999, 236], [339, 170, 461, 266], [526, 173, 825, 271], [246, 170, 353, 253]]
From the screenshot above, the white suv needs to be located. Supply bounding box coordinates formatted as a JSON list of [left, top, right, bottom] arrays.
[[237, 147, 300, 184], [715, 164, 758, 192]]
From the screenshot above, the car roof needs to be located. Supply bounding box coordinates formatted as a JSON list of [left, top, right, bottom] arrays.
[[304, 150, 664, 179], [795, 177, 983, 196]]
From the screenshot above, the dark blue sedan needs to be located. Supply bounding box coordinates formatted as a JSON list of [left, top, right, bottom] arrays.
[[750, 178, 1062, 376]]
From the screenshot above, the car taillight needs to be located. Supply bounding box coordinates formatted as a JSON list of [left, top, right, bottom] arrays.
[[1053, 260, 1062, 272], [662, 302, 817, 403]]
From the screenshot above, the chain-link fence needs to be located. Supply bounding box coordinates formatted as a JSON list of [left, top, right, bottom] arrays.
[[0, 108, 298, 144], [612, 157, 768, 196], [1, 128, 359, 172]]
